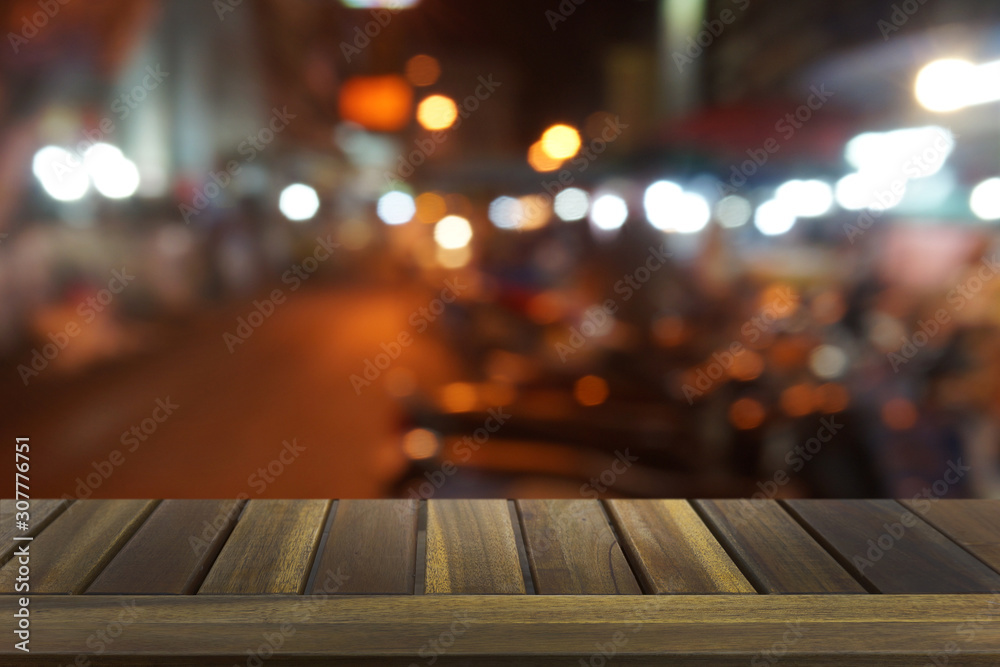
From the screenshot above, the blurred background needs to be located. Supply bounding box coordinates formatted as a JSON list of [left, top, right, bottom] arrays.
[[1, 0, 999, 500]]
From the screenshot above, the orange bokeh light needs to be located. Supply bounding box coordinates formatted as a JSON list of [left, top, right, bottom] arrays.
[[729, 398, 766, 430], [415, 192, 447, 224], [882, 398, 917, 430], [528, 141, 562, 172], [405, 54, 441, 87], [417, 94, 458, 131], [540, 124, 581, 159], [780, 383, 815, 417], [574, 375, 609, 407], [339, 75, 413, 132]]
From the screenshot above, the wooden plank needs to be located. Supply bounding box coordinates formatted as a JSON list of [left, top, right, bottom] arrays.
[[899, 499, 1000, 576], [785, 499, 1000, 593], [516, 499, 641, 594], [87, 500, 243, 595], [0, 499, 70, 566], [308, 499, 418, 594], [605, 499, 754, 594], [4, 594, 1000, 665], [694, 499, 866, 593], [198, 500, 329, 594], [425, 499, 525, 594], [0, 500, 157, 594]]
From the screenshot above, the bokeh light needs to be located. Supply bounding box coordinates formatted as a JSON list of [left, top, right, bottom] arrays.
[[970, 177, 1000, 220], [278, 183, 320, 221], [540, 124, 581, 160], [488, 196, 524, 230], [554, 187, 589, 221], [402, 428, 440, 460], [339, 75, 413, 132], [528, 141, 562, 172], [729, 398, 766, 430], [433, 215, 473, 249], [417, 94, 458, 131], [415, 192, 447, 224], [377, 191, 416, 225], [754, 199, 796, 236], [573, 375, 609, 406], [589, 193, 628, 230], [715, 195, 752, 228], [32, 145, 89, 201], [405, 54, 440, 87]]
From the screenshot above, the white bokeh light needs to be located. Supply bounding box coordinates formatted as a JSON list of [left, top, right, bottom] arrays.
[[589, 194, 628, 230], [715, 195, 752, 228], [488, 196, 524, 229], [377, 191, 416, 225], [774, 179, 833, 217], [83, 144, 140, 199], [554, 187, 589, 221], [754, 199, 796, 236], [279, 183, 320, 221], [434, 215, 473, 249], [970, 177, 1000, 221], [32, 145, 89, 201], [643, 180, 683, 231]]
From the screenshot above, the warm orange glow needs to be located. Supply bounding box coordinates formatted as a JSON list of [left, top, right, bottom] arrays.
[[728, 350, 765, 381], [338, 75, 413, 132], [652, 316, 687, 347], [517, 194, 552, 230], [417, 94, 458, 130], [574, 375, 609, 406], [780, 383, 815, 417], [384, 367, 417, 398], [526, 291, 565, 325], [439, 382, 477, 413], [882, 398, 917, 430], [759, 283, 799, 318], [479, 381, 517, 406], [729, 398, 766, 430], [815, 382, 850, 413], [540, 124, 581, 159], [402, 428, 440, 459], [528, 141, 563, 172], [415, 192, 447, 224], [405, 54, 440, 87], [811, 290, 846, 325]]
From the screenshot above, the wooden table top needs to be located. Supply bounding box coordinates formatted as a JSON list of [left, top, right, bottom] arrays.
[[2, 498, 999, 664]]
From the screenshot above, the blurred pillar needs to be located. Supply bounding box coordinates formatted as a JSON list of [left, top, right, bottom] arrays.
[[657, 0, 706, 118]]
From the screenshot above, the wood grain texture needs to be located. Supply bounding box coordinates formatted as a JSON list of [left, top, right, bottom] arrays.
[[694, 499, 866, 594], [0, 500, 157, 594], [309, 499, 418, 594], [425, 499, 525, 594], [0, 499, 70, 566], [899, 499, 1000, 575], [198, 500, 329, 594], [3, 594, 1000, 665], [517, 499, 640, 594], [606, 499, 755, 594], [87, 500, 243, 594], [785, 499, 1000, 593]]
